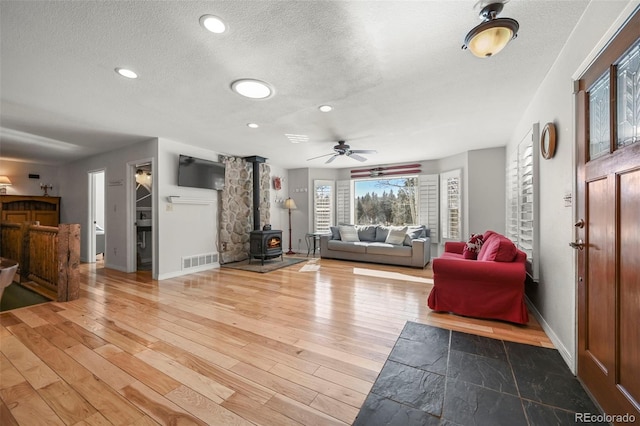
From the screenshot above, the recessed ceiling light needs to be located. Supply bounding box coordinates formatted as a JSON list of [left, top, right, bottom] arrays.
[[115, 68, 138, 79], [199, 15, 226, 33], [319, 105, 333, 112], [231, 79, 273, 99], [247, 123, 259, 128]]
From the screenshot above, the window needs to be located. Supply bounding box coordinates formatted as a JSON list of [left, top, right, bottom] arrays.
[[588, 73, 610, 159], [333, 174, 438, 236], [313, 180, 334, 233], [506, 124, 539, 281], [615, 41, 639, 149], [440, 169, 461, 240], [418, 174, 439, 243], [354, 177, 418, 225]]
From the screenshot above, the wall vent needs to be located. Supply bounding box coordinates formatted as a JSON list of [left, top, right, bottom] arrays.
[[182, 252, 218, 270]]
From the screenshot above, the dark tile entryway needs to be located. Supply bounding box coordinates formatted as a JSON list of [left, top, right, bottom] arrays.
[[353, 322, 606, 426]]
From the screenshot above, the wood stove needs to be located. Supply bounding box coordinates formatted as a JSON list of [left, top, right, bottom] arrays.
[[249, 230, 283, 264]]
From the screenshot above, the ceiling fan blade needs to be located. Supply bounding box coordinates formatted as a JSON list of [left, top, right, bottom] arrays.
[[348, 153, 368, 162], [350, 149, 377, 154], [325, 155, 339, 164], [307, 152, 335, 161]]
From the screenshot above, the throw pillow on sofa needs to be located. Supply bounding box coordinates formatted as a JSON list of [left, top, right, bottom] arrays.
[[356, 225, 377, 242], [375, 226, 390, 242], [463, 233, 484, 259], [403, 225, 426, 246], [478, 234, 517, 262], [385, 226, 407, 245], [339, 226, 360, 242], [329, 226, 341, 240]]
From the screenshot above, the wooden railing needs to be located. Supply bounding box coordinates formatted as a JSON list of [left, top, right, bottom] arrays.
[[0, 222, 80, 302]]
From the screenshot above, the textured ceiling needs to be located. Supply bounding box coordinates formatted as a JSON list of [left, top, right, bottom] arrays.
[[0, 1, 589, 169]]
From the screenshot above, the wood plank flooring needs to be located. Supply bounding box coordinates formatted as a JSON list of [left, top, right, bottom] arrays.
[[0, 257, 553, 425]]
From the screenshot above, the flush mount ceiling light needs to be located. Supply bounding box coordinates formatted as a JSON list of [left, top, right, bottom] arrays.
[[462, 2, 519, 58], [318, 105, 333, 112], [231, 79, 273, 99], [115, 68, 138, 79], [247, 123, 259, 128], [199, 15, 226, 33]]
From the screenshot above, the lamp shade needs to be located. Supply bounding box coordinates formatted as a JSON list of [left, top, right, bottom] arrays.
[[283, 198, 297, 210], [462, 3, 519, 58], [464, 19, 518, 58], [0, 176, 12, 185]]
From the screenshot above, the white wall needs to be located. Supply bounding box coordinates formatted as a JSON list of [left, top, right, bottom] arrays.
[[156, 138, 222, 280], [507, 0, 637, 373], [467, 147, 506, 235], [95, 171, 105, 229], [0, 160, 61, 196], [58, 139, 157, 271], [286, 168, 310, 253]]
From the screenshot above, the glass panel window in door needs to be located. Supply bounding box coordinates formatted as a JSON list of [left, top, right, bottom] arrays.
[[617, 41, 640, 149], [589, 73, 610, 160]]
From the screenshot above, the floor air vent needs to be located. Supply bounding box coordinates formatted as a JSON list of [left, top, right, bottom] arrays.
[[182, 252, 218, 270]]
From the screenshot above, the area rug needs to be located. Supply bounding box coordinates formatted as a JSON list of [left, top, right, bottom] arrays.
[[1, 283, 50, 312], [220, 257, 306, 273], [353, 322, 603, 425]]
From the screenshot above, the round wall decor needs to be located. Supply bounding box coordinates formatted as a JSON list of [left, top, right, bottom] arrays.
[[541, 122, 557, 159]]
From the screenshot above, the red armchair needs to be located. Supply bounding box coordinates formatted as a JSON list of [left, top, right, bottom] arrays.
[[427, 231, 529, 324]]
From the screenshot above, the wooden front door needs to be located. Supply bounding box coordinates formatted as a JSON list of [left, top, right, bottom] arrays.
[[576, 11, 640, 422]]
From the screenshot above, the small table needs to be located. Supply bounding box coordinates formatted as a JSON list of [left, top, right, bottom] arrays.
[[305, 233, 323, 257]]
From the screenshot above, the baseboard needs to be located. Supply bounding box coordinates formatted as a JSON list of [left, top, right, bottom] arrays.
[[104, 263, 129, 272], [157, 263, 219, 280], [525, 296, 576, 374]]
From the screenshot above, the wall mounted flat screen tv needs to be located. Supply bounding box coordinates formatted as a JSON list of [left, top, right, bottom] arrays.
[[178, 155, 225, 190]]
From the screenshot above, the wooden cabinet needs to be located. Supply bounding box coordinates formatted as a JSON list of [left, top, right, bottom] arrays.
[[0, 196, 61, 227]]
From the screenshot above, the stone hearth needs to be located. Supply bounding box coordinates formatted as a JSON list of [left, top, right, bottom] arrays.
[[219, 156, 271, 263]]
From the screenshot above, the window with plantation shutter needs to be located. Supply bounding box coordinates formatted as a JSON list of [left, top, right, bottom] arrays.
[[336, 180, 351, 225], [440, 169, 461, 241], [506, 124, 540, 281], [313, 180, 334, 234], [418, 174, 439, 243], [506, 150, 519, 246]]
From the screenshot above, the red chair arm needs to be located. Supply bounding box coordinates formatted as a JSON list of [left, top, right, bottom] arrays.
[[444, 241, 466, 254]]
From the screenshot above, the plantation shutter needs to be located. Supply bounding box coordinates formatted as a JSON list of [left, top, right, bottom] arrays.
[[506, 150, 519, 246], [505, 124, 540, 281], [313, 180, 334, 234], [336, 180, 351, 225], [418, 174, 439, 243], [440, 169, 462, 241]]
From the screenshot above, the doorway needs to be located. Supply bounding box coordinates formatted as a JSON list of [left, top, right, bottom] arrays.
[[133, 162, 153, 272], [88, 169, 105, 264], [575, 10, 639, 420]]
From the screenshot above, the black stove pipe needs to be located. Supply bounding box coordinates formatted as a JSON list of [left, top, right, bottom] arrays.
[[244, 156, 267, 231]]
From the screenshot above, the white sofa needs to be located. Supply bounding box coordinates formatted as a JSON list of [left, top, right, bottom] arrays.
[[320, 224, 431, 268]]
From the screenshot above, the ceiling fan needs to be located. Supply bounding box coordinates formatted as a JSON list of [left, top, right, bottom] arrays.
[[307, 140, 377, 164]]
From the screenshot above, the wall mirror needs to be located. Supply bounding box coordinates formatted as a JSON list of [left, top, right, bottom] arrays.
[[541, 122, 557, 159]]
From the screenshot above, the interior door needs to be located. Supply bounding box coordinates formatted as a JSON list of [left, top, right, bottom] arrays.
[[576, 10, 640, 421]]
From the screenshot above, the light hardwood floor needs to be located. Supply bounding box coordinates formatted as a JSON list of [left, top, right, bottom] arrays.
[[0, 257, 552, 425]]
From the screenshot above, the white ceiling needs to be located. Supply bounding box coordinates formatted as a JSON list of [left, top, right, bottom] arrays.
[[0, 1, 589, 169]]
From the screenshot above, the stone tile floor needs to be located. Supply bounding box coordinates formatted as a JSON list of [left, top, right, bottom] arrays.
[[353, 322, 607, 426]]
